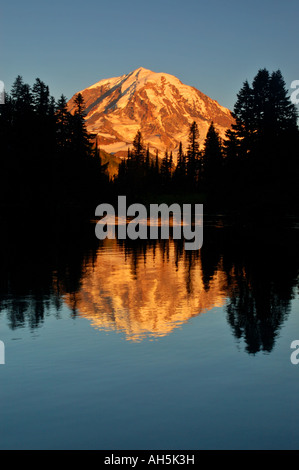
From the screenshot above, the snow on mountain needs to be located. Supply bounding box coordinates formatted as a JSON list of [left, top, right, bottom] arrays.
[[68, 67, 234, 159]]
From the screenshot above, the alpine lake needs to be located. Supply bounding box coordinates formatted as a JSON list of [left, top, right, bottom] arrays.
[[0, 213, 299, 450]]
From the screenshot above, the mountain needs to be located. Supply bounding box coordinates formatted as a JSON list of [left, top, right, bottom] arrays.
[[68, 67, 234, 159]]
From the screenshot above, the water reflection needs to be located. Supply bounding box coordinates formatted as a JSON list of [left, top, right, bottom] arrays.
[[0, 217, 298, 353], [63, 239, 227, 341], [0, 216, 99, 329], [222, 227, 299, 354]]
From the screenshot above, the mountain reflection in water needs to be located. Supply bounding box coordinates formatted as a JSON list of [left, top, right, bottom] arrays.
[[64, 239, 227, 341], [0, 218, 298, 353]]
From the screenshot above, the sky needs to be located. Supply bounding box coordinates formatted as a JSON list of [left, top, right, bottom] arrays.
[[1, 0, 299, 111]]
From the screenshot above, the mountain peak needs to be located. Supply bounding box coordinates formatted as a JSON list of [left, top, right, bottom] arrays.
[[133, 66, 153, 74], [69, 69, 234, 158]]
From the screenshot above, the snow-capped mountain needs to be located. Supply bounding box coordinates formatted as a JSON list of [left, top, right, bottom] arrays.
[[68, 67, 234, 158]]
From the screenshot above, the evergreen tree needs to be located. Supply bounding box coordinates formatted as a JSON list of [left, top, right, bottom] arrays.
[[155, 149, 159, 171], [55, 95, 73, 152], [161, 150, 171, 188], [10, 76, 34, 129], [11, 76, 30, 111], [72, 93, 91, 159], [131, 129, 145, 165], [169, 151, 173, 173], [153, 149, 160, 190], [224, 67, 299, 210], [186, 121, 200, 188], [229, 80, 255, 160], [32, 78, 51, 117], [31, 78, 56, 161], [223, 129, 239, 162], [252, 68, 271, 139], [173, 141, 186, 188], [0, 76, 112, 213], [269, 70, 298, 136], [229, 68, 298, 157], [202, 122, 223, 182]]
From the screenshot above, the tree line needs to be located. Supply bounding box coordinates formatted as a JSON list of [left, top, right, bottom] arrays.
[[115, 68, 299, 213], [0, 75, 109, 218], [1, 68, 298, 218]]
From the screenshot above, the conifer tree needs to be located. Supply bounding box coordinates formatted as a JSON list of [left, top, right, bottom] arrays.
[[55, 95, 73, 152], [269, 70, 298, 136], [72, 93, 91, 159], [155, 149, 159, 169], [32, 78, 51, 117], [224, 67, 299, 207], [174, 141, 186, 187], [131, 130, 145, 165], [145, 144, 150, 171], [202, 122, 223, 182], [186, 121, 200, 188], [231, 79, 255, 156], [228, 68, 298, 156]]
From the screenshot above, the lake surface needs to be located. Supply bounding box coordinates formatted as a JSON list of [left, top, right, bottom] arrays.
[[0, 217, 299, 450]]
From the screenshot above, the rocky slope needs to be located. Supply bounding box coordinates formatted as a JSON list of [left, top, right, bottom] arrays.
[[68, 67, 234, 159]]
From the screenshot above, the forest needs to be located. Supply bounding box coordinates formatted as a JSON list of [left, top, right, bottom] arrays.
[[0, 68, 298, 223], [1, 69, 299, 356]]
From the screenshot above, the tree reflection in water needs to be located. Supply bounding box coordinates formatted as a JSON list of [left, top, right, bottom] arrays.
[[0, 215, 298, 353]]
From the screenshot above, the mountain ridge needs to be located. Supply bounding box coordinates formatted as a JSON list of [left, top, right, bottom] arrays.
[[68, 67, 234, 159]]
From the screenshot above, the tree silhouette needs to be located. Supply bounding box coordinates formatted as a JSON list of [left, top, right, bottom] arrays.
[[202, 122, 223, 184], [224, 68, 299, 212], [186, 121, 200, 188], [0, 77, 110, 215], [72, 92, 92, 159]]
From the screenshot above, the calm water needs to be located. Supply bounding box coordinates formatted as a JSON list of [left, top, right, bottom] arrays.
[[0, 217, 299, 450]]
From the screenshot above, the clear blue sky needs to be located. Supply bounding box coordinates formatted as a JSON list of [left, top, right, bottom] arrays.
[[1, 0, 298, 110]]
